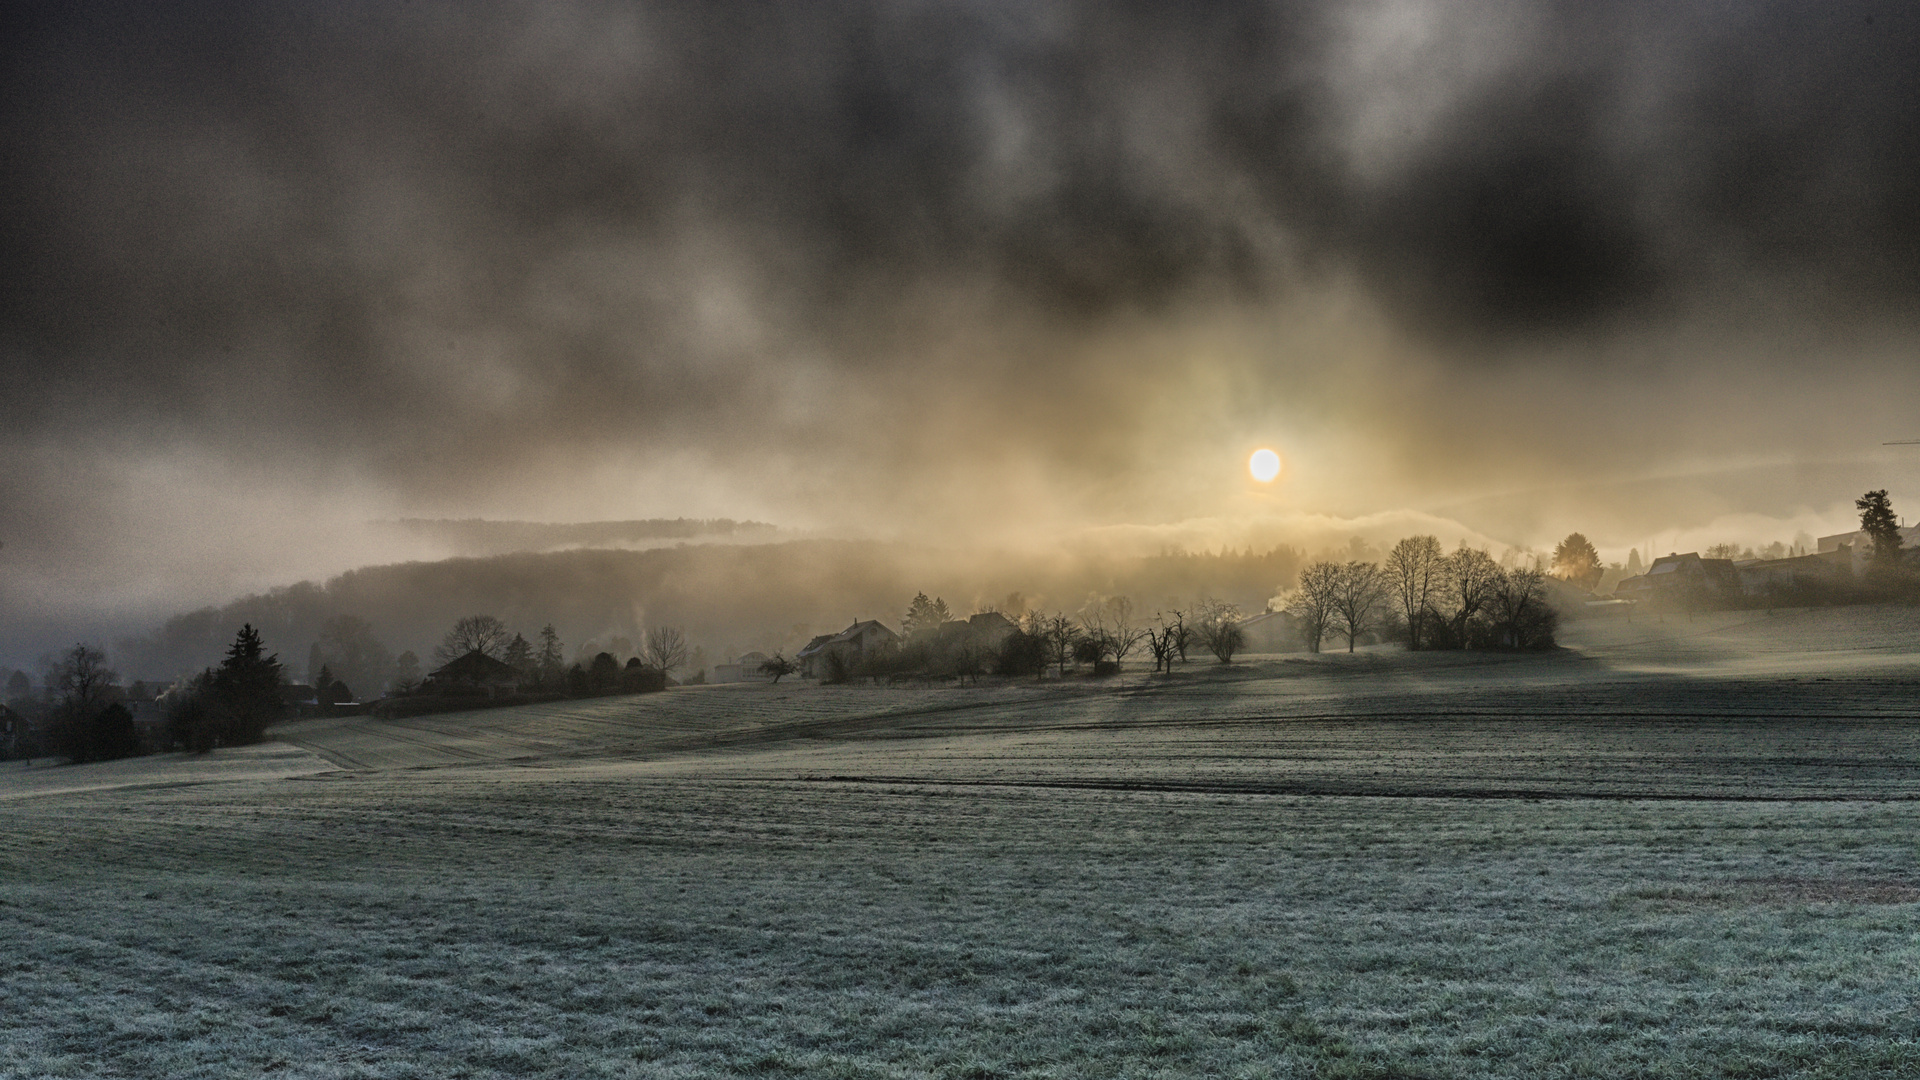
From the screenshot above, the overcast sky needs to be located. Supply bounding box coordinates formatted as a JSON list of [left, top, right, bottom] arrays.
[[4, 0, 1919, 656]]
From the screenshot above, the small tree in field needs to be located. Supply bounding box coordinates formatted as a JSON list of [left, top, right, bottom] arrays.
[[1041, 613, 1081, 677], [759, 654, 799, 683], [1145, 617, 1179, 673], [1331, 562, 1388, 652], [1164, 609, 1193, 663], [1193, 598, 1244, 663]]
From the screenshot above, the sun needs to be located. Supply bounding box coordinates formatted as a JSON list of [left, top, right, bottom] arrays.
[[1249, 448, 1282, 483]]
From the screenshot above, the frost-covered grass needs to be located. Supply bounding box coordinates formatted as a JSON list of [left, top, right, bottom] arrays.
[[5, 769, 1920, 1078], [8, 611, 1920, 1077]]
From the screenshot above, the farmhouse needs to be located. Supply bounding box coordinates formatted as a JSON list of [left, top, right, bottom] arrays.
[[1818, 524, 1920, 575], [423, 650, 522, 696], [1612, 552, 1739, 602], [797, 620, 901, 679], [1733, 551, 1850, 596], [0, 703, 27, 759], [711, 651, 773, 683], [932, 611, 1017, 653]]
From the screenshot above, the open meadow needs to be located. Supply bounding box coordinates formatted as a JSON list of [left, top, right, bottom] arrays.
[[7, 605, 1920, 1078]]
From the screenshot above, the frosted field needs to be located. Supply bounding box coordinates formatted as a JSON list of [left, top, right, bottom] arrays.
[[6, 605, 1920, 1078]]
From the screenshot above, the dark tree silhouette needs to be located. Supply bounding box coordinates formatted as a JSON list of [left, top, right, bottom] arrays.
[[758, 654, 799, 683], [1287, 563, 1341, 653], [1550, 533, 1605, 590], [315, 664, 349, 707], [390, 650, 422, 693], [536, 625, 565, 686], [1385, 535, 1444, 650], [1330, 562, 1388, 653], [213, 624, 284, 745], [1857, 490, 1904, 566], [588, 652, 621, 691], [312, 614, 391, 701], [901, 592, 952, 639], [502, 633, 534, 677], [435, 615, 512, 664], [643, 627, 688, 677]]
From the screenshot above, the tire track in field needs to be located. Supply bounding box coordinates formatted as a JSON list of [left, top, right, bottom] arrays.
[[786, 774, 1920, 802]]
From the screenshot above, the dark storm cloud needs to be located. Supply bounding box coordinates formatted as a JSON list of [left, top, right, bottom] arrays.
[[5, 0, 1916, 412], [3, 0, 1920, 656]]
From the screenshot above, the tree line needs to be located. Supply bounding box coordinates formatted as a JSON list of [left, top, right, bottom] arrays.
[[1284, 536, 1557, 652]]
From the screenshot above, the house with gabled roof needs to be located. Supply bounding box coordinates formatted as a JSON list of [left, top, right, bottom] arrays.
[[1612, 552, 1740, 602], [797, 620, 901, 679], [423, 650, 522, 695]]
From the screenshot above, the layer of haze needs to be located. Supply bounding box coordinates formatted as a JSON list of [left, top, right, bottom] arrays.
[[4, 0, 1919, 660]]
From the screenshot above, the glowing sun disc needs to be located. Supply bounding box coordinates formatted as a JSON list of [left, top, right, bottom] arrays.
[[1249, 448, 1282, 482]]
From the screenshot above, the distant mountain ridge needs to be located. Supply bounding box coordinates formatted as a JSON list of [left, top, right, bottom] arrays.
[[378, 517, 780, 556]]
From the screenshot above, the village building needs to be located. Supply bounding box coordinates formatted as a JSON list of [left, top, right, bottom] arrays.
[[711, 651, 774, 683], [1818, 524, 1920, 575], [422, 650, 522, 696], [1612, 552, 1741, 603], [797, 620, 901, 679], [1733, 551, 1850, 596]]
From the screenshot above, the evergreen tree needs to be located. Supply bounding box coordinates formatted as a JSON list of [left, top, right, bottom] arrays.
[[503, 633, 534, 677], [537, 625, 565, 686], [213, 624, 283, 745], [315, 664, 348, 707], [902, 592, 951, 639], [1550, 532, 1604, 590], [1857, 490, 1904, 566], [390, 650, 422, 693]]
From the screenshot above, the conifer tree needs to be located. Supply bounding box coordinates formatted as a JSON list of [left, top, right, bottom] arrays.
[[213, 623, 283, 745]]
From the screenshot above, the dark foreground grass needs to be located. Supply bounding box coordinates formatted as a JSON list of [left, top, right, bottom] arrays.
[[3, 768, 1919, 1078]]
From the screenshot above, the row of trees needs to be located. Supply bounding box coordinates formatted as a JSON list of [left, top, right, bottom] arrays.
[[1286, 537, 1557, 652], [20, 625, 292, 762], [817, 594, 1252, 686]]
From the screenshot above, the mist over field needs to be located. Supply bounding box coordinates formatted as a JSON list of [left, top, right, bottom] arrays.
[[4, 0, 1920, 665], [13, 8, 1920, 1074]]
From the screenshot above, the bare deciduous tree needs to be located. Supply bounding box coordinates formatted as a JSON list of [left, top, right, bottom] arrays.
[[1384, 535, 1443, 650], [1193, 597, 1244, 663], [435, 615, 512, 664], [46, 643, 115, 711], [1487, 565, 1556, 648], [1041, 613, 1081, 677], [758, 654, 799, 684], [1286, 563, 1342, 653], [1145, 615, 1179, 673], [643, 626, 689, 677], [1331, 561, 1388, 653], [1441, 546, 1502, 647], [1080, 596, 1145, 668]]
